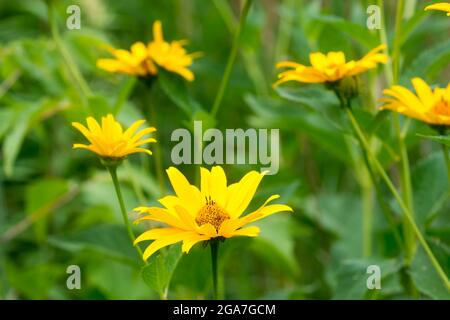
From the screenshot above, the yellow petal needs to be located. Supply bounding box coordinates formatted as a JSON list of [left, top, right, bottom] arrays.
[[411, 77, 434, 109], [142, 232, 187, 261], [153, 20, 164, 43], [225, 226, 260, 238], [209, 166, 227, 207], [181, 233, 210, 253], [134, 227, 180, 244], [425, 3, 450, 13], [123, 119, 146, 139], [225, 171, 265, 218], [166, 167, 203, 215]]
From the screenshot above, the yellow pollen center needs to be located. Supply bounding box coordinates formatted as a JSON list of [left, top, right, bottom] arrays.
[[196, 199, 230, 230]]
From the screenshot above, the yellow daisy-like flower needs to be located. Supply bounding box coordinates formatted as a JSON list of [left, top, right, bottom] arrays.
[[147, 20, 200, 82], [97, 42, 157, 77], [134, 166, 293, 261], [72, 114, 157, 158], [97, 20, 199, 80], [274, 44, 388, 86], [425, 2, 450, 16], [380, 77, 450, 126]]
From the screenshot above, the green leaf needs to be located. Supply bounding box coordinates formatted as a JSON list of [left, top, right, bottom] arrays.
[[418, 134, 450, 148], [0, 109, 15, 141], [410, 243, 450, 299], [246, 94, 351, 163], [141, 244, 182, 298], [25, 178, 69, 242], [311, 15, 379, 49], [2, 99, 47, 177], [48, 224, 141, 265], [331, 258, 402, 299], [158, 70, 202, 116], [411, 152, 449, 225], [403, 38, 450, 81]]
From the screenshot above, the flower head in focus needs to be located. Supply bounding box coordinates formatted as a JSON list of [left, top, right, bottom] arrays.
[[97, 42, 157, 77], [134, 166, 293, 261], [72, 114, 156, 159], [425, 2, 450, 16], [147, 20, 200, 81], [274, 44, 388, 86], [380, 77, 450, 126]]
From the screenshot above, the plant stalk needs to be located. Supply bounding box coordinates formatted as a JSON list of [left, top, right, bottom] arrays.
[[211, 0, 253, 117], [107, 165, 145, 261], [210, 240, 219, 300], [345, 107, 450, 290]]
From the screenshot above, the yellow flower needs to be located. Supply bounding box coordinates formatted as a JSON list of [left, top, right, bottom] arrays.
[[97, 20, 199, 80], [425, 2, 450, 16], [97, 42, 157, 76], [380, 77, 450, 126], [134, 166, 293, 261], [72, 114, 157, 158], [147, 20, 200, 82], [274, 44, 388, 86]]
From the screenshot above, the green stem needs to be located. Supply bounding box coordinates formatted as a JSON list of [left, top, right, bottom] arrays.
[[48, 1, 92, 102], [362, 177, 374, 257], [143, 84, 165, 195], [338, 94, 402, 255], [211, 0, 252, 117], [149, 101, 166, 195], [345, 108, 450, 291], [392, 0, 416, 266], [210, 240, 219, 300], [443, 144, 450, 184], [107, 165, 145, 261]]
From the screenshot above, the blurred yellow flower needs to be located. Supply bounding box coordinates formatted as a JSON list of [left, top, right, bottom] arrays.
[[380, 77, 450, 126], [97, 42, 157, 76], [72, 114, 156, 158], [134, 166, 292, 261], [274, 44, 388, 86], [147, 20, 200, 82], [425, 2, 450, 16], [97, 20, 199, 80]]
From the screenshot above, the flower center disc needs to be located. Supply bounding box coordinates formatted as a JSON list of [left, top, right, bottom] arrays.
[[196, 200, 230, 230], [433, 99, 450, 116]]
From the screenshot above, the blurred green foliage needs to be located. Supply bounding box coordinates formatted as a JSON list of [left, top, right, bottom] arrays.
[[0, 0, 449, 299]]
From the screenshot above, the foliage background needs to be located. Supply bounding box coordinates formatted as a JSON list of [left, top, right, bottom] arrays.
[[0, 0, 449, 299]]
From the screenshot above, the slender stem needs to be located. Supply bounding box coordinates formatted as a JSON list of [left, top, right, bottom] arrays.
[[143, 85, 166, 195], [210, 240, 219, 300], [343, 106, 404, 251], [48, 1, 91, 100], [442, 144, 450, 184], [345, 108, 450, 290], [378, 0, 416, 266], [362, 178, 374, 257], [107, 165, 145, 260], [149, 101, 166, 195], [391, 0, 416, 266], [211, 0, 252, 117]]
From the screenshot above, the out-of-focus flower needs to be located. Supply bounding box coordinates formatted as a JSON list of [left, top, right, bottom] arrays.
[[97, 20, 199, 80], [147, 20, 200, 81], [274, 44, 388, 86], [97, 42, 157, 76], [134, 166, 293, 261], [380, 77, 450, 126], [72, 114, 156, 159], [425, 2, 450, 16]]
